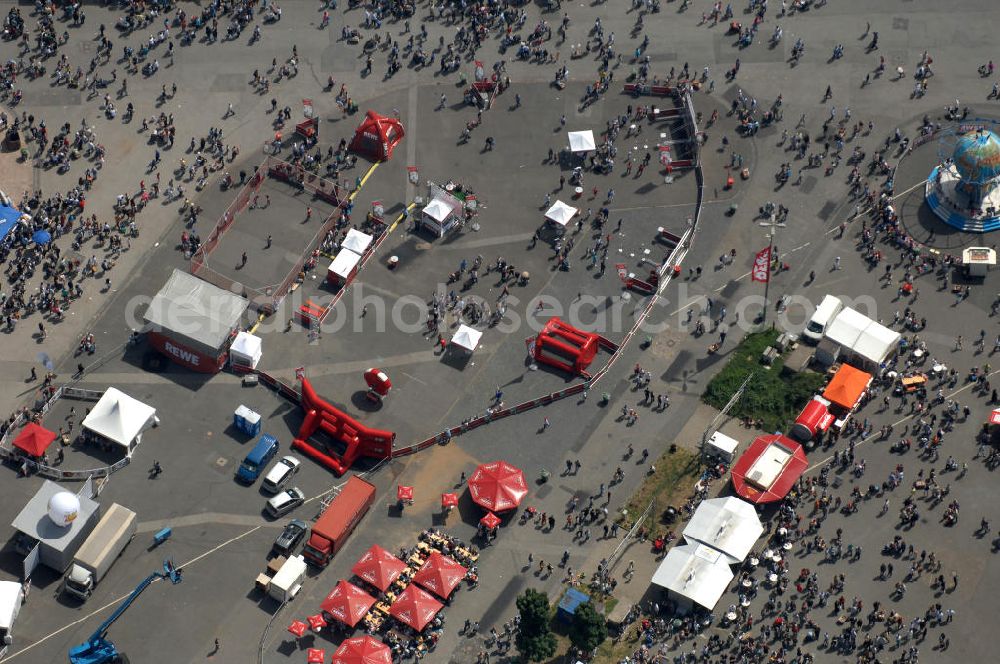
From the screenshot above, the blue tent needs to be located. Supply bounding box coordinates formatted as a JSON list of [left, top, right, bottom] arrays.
[[0, 204, 21, 242], [32, 230, 51, 245], [556, 588, 590, 623]]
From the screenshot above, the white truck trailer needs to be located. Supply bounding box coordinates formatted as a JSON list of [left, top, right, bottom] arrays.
[[63, 504, 137, 601]]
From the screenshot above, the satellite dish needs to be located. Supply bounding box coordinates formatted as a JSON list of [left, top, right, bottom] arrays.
[[47, 492, 81, 528]]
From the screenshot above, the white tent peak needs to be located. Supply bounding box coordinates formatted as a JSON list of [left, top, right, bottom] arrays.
[[544, 200, 578, 227], [567, 130, 596, 153]]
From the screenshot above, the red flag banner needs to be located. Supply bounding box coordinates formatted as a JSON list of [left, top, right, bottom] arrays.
[[751, 247, 771, 283]]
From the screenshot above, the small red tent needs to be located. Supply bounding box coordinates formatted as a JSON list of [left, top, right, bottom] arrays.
[[389, 585, 443, 632], [321, 580, 376, 627], [352, 544, 407, 591], [12, 423, 57, 457], [330, 636, 392, 664], [412, 552, 466, 599], [349, 111, 405, 162], [468, 460, 528, 512]]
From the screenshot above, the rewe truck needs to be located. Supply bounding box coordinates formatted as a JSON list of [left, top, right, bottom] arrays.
[[63, 504, 137, 601], [302, 476, 375, 567]]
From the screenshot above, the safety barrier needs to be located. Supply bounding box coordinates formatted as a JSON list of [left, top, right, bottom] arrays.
[[61, 387, 104, 401]]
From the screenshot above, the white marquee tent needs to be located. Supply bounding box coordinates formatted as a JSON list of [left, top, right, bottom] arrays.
[[229, 331, 263, 370], [567, 130, 596, 153], [682, 497, 763, 564], [421, 197, 462, 237], [544, 200, 578, 227], [824, 307, 900, 366], [341, 228, 373, 255], [651, 542, 734, 612], [451, 324, 482, 352], [328, 249, 362, 282], [81, 388, 157, 456]]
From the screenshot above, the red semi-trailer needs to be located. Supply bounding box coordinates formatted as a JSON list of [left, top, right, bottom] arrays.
[[301, 476, 376, 567]]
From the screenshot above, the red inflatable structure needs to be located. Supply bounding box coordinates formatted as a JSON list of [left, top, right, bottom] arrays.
[[292, 378, 395, 475], [532, 318, 614, 378], [349, 110, 405, 162]]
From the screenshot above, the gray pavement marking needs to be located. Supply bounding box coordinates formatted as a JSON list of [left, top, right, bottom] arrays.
[[405, 84, 418, 200], [0, 526, 262, 663], [136, 512, 279, 534], [442, 231, 535, 251], [804, 368, 1000, 473]]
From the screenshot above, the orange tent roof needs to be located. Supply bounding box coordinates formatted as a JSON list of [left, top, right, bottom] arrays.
[[822, 364, 871, 410]]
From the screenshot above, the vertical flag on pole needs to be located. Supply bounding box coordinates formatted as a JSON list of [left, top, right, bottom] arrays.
[[751, 247, 771, 283]]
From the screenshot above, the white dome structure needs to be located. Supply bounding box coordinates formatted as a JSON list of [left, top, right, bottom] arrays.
[[47, 491, 80, 528]]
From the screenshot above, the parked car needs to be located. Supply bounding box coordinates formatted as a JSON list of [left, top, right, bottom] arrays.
[[266, 488, 305, 518], [262, 456, 301, 494], [272, 519, 307, 556]]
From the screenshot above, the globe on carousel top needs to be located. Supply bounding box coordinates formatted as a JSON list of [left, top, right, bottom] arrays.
[[953, 130, 1000, 184]]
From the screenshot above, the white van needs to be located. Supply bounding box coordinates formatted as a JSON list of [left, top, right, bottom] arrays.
[[0, 581, 25, 656], [803, 295, 843, 343]]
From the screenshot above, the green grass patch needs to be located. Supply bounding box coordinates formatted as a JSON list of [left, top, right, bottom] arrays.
[[702, 329, 827, 433], [621, 448, 701, 541]]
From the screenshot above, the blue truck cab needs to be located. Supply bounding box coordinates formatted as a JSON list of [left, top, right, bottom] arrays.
[[236, 434, 279, 484]]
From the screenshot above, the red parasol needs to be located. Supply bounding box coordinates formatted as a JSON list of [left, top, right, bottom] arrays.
[[411, 552, 467, 599], [287, 619, 308, 638], [441, 492, 458, 509], [389, 585, 444, 632], [307, 613, 327, 631], [307, 648, 326, 664], [990, 408, 1000, 425], [364, 368, 392, 396], [321, 580, 376, 628], [397, 485, 413, 502], [330, 636, 392, 664], [467, 460, 528, 512], [12, 423, 57, 457], [352, 545, 407, 591], [479, 511, 501, 530]]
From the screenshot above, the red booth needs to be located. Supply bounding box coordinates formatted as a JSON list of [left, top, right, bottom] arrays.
[[349, 111, 405, 162], [532, 317, 609, 378], [789, 397, 835, 443], [292, 378, 395, 475]]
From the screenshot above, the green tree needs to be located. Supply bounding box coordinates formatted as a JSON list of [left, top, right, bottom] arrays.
[[515, 589, 558, 662], [568, 601, 608, 653]]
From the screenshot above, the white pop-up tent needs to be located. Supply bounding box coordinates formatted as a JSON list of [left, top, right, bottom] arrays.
[[682, 497, 763, 564], [650, 542, 734, 612], [327, 249, 363, 284], [81, 387, 157, 456], [421, 196, 462, 237], [544, 200, 578, 227], [567, 130, 596, 153], [229, 331, 263, 370], [451, 324, 483, 352], [342, 228, 373, 255]]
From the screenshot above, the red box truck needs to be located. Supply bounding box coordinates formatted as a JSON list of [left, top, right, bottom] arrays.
[[302, 476, 376, 567]]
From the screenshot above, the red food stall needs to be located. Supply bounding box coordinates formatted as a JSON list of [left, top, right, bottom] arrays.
[[730, 434, 808, 504], [789, 397, 835, 443]]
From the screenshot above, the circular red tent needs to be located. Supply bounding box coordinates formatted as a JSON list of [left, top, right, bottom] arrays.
[[389, 585, 443, 632], [330, 636, 392, 664], [412, 552, 466, 600], [468, 460, 528, 512], [12, 423, 56, 458], [351, 544, 407, 592], [321, 580, 376, 628]]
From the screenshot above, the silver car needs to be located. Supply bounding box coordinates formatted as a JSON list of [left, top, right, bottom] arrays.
[[261, 456, 301, 494]]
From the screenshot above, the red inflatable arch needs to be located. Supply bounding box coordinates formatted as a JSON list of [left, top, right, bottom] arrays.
[[292, 378, 395, 475], [532, 318, 611, 378]]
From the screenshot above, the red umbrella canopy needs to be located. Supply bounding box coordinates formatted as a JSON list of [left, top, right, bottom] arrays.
[[288, 620, 308, 638], [352, 545, 407, 591], [321, 580, 376, 627], [467, 460, 528, 512], [307, 648, 326, 663], [441, 492, 459, 508], [330, 636, 392, 664], [12, 423, 57, 457], [307, 614, 327, 631], [479, 511, 502, 529], [389, 585, 444, 632], [397, 485, 413, 501], [412, 552, 467, 599]]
